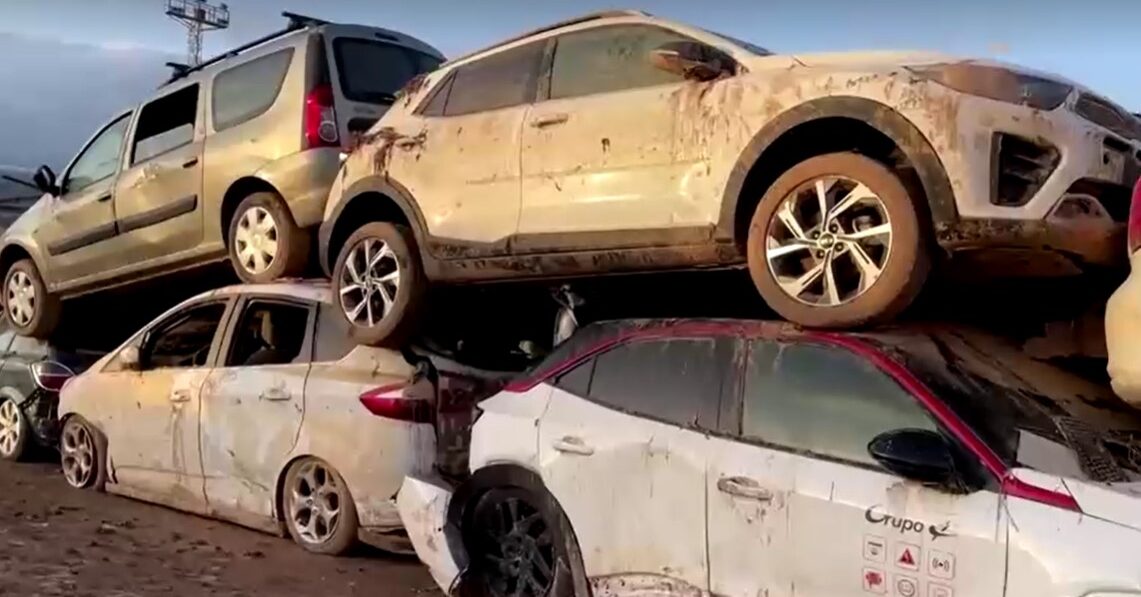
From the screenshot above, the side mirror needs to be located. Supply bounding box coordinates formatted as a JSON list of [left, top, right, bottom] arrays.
[[33, 165, 58, 196], [649, 41, 733, 82], [119, 346, 141, 371], [867, 428, 956, 486]]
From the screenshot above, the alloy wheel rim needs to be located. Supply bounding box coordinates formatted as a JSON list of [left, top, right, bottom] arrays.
[[338, 238, 401, 328], [61, 422, 94, 488], [765, 176, 893, 306], [235, 206, 279, 275], [0, 401, 20, 457], [6, 271, 35, 326], [474, 495, 556, 597], [289, 460, 343, 544]]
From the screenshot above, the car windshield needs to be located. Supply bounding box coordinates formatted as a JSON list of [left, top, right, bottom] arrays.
[[873, 328, 1141, 483], [333, 38, 443, 104], [701, 28, 774, 56]]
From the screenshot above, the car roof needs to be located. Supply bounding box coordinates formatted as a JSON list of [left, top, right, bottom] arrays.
[[204, 280, 332, 304]]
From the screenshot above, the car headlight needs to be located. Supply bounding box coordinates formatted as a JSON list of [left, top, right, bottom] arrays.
[[906, 62, 1073, 110]]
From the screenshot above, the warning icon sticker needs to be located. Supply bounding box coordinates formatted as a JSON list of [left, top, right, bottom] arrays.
[[894, 542, 920, 571]]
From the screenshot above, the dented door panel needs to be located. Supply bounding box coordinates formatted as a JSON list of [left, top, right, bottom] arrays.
[[200, 363, 307, 528], [537, 388, 709, 591]]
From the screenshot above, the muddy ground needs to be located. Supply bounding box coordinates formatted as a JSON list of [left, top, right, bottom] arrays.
[[0, 459, 439, 597]]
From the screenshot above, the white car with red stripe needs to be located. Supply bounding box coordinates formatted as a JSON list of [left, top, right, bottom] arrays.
[[400, 319, 1141, 597], [57, 281, 501, 556]]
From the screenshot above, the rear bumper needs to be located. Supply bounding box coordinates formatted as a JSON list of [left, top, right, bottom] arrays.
[[255, 148, 343, 228], [397, 475, 465, 594], [1107, 252, 1141, 406]]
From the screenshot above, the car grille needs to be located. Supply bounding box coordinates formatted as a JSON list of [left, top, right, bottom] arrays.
[[991, 133, 1059, 207], [1074, 92, 1141, 141]]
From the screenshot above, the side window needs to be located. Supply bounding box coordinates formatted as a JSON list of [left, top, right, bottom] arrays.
[[443, 41, 545, 116], [142, 302, 227, 370], [212, 48, 294, 131], [131, 84, 199, 165], [225, 301, 312, 367], [418, 73, 454, 117], [312, 305, 355, 362], [743, 341, 937, 467], [549, 25, 690, 100], [553, 337, 734, 429], [63, 114, 132, 195]]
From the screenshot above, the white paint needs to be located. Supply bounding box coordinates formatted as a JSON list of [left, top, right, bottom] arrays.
[[397, 475, 462, 592]]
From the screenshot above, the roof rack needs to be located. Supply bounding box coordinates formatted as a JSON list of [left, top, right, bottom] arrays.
[[443, 9, 652, 67], [162, 10, 328, 86]]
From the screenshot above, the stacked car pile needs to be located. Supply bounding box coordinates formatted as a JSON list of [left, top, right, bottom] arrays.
[[4, 8, 1141, 597]]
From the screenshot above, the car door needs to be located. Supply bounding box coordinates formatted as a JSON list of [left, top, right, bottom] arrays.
[[385, 40, 545, 247], [537, 335, 737, 592], [518, 24, 707, 238], [33, 112, 132, 286], [199, 296, 313, 528], [113, 81, 206, 265], [707, 338, 1006, 597], [99, 299, 232, 514]]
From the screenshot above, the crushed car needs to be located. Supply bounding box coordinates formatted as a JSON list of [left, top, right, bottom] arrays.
[[399, 318, 1141, 597], [0, 11, 443, 339], [57, 281, 504, 556], [319, 9, 1140, 348]]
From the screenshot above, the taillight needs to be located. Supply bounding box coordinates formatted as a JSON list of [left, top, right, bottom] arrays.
[[359, 383, 432, 423], [304, 84, 339, 149], [1128, 177, 1141, 254], [30, 361, 76, 392]]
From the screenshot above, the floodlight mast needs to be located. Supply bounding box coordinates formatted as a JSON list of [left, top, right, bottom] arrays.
[[165, 0, 231, 66]]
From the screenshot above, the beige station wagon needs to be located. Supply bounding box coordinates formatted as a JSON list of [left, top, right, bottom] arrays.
[[0, 12, 443, 338]]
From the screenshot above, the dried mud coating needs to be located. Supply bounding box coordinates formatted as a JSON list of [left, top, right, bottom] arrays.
[[0, 460, 436, 597]]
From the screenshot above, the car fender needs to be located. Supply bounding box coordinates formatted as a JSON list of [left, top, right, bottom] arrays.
[[317, 174, 431, 276], [397, 475, 465, 595]]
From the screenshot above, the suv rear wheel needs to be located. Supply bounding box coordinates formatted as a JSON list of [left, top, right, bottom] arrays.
[[746, 152, 930, 328], [228, 192, 310, 284], [3, 259, 61, 338], [333, 222, 427, 347]]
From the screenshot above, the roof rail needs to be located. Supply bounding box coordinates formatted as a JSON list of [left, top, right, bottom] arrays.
[[162, 10, 327, 86], [443, 9, 652, 67]]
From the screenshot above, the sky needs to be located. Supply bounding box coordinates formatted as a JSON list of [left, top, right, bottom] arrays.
[[1, 0, 1140, 168]]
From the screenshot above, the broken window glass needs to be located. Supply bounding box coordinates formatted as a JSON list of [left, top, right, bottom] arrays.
[[131, 84, 199, 165], [226, 301, 311, 367], [143, 302, 226, 370], [743, 341, 937, 467]]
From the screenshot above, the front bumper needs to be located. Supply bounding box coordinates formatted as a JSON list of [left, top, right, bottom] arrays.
[[1107, 251, 1141, 405], [397, 475, 465, 594]]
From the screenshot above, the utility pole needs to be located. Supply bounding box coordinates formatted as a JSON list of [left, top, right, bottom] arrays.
[[165, 0, 230, 66]]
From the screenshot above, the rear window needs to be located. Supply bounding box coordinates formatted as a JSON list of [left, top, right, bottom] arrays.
[[332, 38, 442, 104]]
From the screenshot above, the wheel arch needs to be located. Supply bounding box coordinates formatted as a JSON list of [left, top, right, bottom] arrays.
[[219, 176, 283, 248], [273, 453, 312, 525], [718, 96, 957, 250], [318, 175, 429, 274], [0, 242, 46, 287], [449, 463, 593, 597]]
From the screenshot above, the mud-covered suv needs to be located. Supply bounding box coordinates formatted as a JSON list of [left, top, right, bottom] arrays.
[[0, 12, 443, 338], [321, 9, 1141, 346]]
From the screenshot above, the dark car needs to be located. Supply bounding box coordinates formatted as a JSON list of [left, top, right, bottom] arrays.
[[0, 325, 102, 461]]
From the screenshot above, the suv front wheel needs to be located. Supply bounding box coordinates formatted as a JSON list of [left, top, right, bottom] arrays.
[[333, 222, 427, 347], [746, 152, 930, 328], [3, 259, 61, 338]]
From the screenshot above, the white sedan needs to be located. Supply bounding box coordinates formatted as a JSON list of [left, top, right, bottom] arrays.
[[58, 281, 500, 555], [401, 319, 1141, 597]]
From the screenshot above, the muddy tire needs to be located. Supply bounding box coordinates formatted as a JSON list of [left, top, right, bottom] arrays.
[[3, 259, 61, 339], [60, 416, 106, 491], [746, 152, 930, 328], [282, 458, 359, 556], [463, 487, 580, 597], [332, 222, 427, 348], [228, 192, 311, 284], [0, 397, 30, 462]]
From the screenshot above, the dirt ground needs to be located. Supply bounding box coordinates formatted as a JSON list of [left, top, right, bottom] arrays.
[[0, 459, 440, 597]]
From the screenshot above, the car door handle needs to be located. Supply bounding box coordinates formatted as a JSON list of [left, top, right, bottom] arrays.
[[96, 194, 112, 203], [259, 388, 291, 401], [717, 476, 773, 502], [530, 113, 569, 128], [181, 157, 199, 169], [170, 389, 192, 403], [552, 435, 594, 456]]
